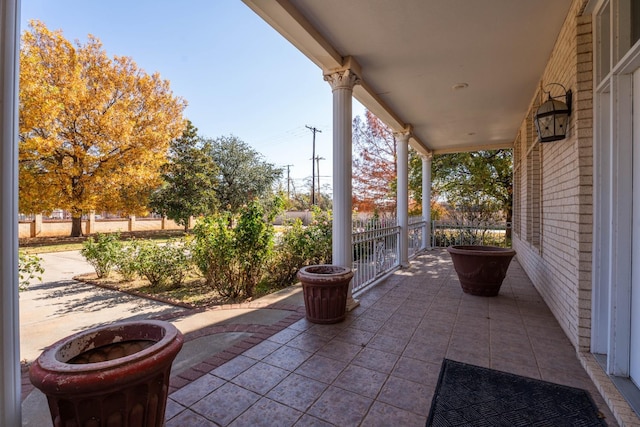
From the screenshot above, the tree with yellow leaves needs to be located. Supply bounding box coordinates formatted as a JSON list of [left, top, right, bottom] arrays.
[[19, 21, 186, 236]]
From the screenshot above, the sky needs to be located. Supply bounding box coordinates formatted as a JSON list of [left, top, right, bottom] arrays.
[[19, 0, 366, 194]]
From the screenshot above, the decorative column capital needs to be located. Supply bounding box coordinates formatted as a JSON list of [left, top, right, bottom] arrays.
[[393, 125, 413, 143], [323, 68, 361, 91], [393, 128, 412, 142], [420, 152, 433, 161]]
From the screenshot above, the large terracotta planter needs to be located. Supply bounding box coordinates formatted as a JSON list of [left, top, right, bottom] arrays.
[[447, 245, 516, 296], [297, 265, 354, 324], [29, 319, 183, 427]]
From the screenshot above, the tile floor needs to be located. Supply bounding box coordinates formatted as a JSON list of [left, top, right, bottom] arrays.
[[164, 249, 616, 426]]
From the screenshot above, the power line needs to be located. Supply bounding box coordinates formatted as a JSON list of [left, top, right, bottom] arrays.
[[251, 125, 310, 147], [305, 125, 322, 206]]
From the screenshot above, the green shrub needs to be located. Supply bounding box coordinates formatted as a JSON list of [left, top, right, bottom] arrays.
[[135, 239, 190, 288], [268, 207, 332, 288], [191, 201, 275, 299], [80, 233, 121, 278], [268, 218, 308, 286], [234, 201, 275, 297], [18, 251, 44, 291], [114, 240, 140, 281], [191, 214, 235, 291], [303, 207, 332, 264]]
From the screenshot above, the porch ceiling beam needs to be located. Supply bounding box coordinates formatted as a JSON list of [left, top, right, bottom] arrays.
[[353, 83, 431, 156], [242, 0, 343, 71], [242, 0, 433, 157]]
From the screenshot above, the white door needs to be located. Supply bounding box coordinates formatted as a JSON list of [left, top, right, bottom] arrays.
[[631, 69, 640, 386]]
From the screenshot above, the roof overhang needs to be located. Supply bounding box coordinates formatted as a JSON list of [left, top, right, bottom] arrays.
[[243, 0, 573, 155]]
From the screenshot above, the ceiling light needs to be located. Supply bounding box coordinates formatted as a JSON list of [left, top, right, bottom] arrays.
[[452, 83, 469, 90]]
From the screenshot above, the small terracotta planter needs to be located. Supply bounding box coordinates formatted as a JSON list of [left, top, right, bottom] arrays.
[[447, 245, 516, 296], [29, 319, 183, 427], [297, 265, 354, 324]]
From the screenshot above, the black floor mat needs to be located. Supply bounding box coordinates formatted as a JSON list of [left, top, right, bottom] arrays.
[[426, 359, 608, 426]]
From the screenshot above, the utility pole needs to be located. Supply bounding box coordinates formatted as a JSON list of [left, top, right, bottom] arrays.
[[284, 164, 293, 200], [306, 125, 322, 205], [315, 156, 325, 204]]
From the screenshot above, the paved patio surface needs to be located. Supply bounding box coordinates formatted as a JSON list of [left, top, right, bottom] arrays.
[[21, 249, 629, 426], [20, 251, 305, 426], [161, 250, 619, 426]]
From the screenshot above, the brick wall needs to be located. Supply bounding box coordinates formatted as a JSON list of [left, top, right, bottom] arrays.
[[512, 0, 593, 352]]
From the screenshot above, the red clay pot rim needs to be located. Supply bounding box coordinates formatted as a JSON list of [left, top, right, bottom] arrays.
[[297, 265, 354, 285], [34, 319, 181, 372], [447, 245, 516, 256], [298, 264, 353, 277]]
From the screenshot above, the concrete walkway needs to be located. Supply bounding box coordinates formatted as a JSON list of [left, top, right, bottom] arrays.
[[20, 250, 305, 426]]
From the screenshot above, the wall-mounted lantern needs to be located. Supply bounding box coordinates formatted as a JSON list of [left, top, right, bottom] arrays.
[[534, 83, 572, 143]]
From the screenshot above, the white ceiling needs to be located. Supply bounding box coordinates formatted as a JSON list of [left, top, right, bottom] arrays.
[[243, 0, 573, 154]]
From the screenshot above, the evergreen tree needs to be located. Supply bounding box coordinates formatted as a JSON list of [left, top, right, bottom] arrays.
[[149, 121, 218, 230], [206, 135, 282, 214]]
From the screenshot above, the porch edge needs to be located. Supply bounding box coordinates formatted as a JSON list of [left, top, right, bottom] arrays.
[[578, 352, 640, 426]]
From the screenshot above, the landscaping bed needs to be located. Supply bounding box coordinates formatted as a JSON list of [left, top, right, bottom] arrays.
[[74, 270, 286, 309]]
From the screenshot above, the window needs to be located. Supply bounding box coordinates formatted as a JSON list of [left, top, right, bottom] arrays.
[[596, 0, 640, 84], [630, 0, 640, 47], [616, 0, 640, 60]]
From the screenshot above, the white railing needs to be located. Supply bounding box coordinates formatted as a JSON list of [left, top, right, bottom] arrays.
[[408, 216, 426, 259], [351, 216, 428, 293], [431, 221, 510, 248], [348, 218, 509, 292], [351, 217, 400, 293]]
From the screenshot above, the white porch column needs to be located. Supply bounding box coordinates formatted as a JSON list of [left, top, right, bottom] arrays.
[[422, 153, 432, 250], [395, 131, 410, 267], [1, 0, 21, 425], [324, 66, 360, 310]]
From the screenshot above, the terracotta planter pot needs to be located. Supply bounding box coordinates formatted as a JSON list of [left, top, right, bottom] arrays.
[[297, 265, 354, 324], [447, 245, 516, 296], [29, 319, 183, 427]]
